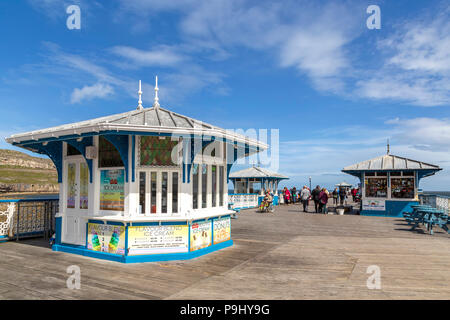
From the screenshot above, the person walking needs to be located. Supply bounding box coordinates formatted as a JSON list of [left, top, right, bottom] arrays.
[[351, 187, 357, 202], [319, 188, 329, 214], [311, 185, 321, 213], [339, 187, 346, 205], [291, 187, 297, 204], [300, 185, 311, 212], [283, 187, 291, 205], [332, 188, 338, 205]]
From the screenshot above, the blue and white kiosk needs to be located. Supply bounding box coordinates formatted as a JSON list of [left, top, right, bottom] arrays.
[[342, 150, 441, 217], [228, 166, 288, 209], [5, 78, 268, 263]]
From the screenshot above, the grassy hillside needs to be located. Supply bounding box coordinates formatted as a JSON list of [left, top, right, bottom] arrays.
[[0, 149, 58, 189]]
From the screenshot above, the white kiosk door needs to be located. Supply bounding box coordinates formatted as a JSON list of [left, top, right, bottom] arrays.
[[64, 160, 89, 245]]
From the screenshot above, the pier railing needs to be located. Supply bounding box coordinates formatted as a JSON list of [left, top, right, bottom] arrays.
[[419, 194, 450, 215], [0, 198, 59, 241], [228, 193, 259, 210]]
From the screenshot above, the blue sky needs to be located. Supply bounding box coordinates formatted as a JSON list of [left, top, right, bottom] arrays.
[[1, 0, 450, 190]]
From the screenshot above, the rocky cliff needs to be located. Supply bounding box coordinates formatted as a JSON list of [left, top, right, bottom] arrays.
[[0, 149, 58, 193]]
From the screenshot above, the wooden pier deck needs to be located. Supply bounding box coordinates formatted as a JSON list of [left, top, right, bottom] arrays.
[[1, 202, 450, 300]]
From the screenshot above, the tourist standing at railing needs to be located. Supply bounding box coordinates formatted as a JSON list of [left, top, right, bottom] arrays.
[[311, 185, 321, 213], [300, 186, 311, 212]]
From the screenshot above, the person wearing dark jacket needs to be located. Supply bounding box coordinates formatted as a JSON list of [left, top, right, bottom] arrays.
[[311, 185, 321, 213]]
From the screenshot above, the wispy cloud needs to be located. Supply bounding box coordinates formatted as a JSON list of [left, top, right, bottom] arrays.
[[356, 6, 450, 106], [110, 45, 185, 67], [70, 83, 114, 104]]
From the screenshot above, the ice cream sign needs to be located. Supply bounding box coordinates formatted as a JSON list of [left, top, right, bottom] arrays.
[[87, 223, 125, 255]]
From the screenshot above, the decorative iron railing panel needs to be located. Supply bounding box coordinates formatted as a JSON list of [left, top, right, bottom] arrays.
[[0, 199, 58, 241]]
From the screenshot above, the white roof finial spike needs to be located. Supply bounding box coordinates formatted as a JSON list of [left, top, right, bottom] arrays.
[[137, 80, 143, 110], [153, 75, 160, 108]]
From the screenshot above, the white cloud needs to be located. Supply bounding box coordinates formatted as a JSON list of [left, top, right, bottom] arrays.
[[70, 83, 113, 104], [276, 117, 450, 189], [117, 0, 450, 107], [387, 117, 450, 152], [110, 45, 185, 67], [357, 6, 450, 106]]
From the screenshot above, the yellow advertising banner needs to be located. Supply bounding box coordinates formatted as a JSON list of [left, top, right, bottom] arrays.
[[128, 225, 189, 255], [190, 220, 212, 251], [213, 217, 231, 244]]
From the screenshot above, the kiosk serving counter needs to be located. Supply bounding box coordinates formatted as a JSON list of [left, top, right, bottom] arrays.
[[342, 152, 441, 217], [6, 79, 268, 263]]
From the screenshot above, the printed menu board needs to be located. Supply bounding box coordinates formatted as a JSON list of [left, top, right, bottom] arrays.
[[100, 169, 124, 211], [128, 225, 189, 255]]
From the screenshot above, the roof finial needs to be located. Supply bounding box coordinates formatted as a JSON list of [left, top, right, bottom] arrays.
[[153, 75, 160, 108], [137, 80, 143, 110], [387, 139, 390, 155]]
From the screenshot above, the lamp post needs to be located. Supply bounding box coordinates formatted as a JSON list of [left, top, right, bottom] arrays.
[[309, 176, 312, 190]]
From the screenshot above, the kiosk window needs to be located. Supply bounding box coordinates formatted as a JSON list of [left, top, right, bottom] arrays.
[[212, 165, 217, 207], [365, 178, 387, 198], [139, 172, 145, 214], [202, 164, 208, 208], [99, 136, 124, 168], [67, 144, 81, 156], [219, 166, 224, 206], [193, 164, 199, 209], [161, 172, 168, 213], [391, 178, 414, 199], [172, 172, 178, 213], [140, 136, 179, 166], [151, 172, 157, 213]]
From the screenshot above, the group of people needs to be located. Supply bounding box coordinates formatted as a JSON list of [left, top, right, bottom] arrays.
[[281, 185, 360, 214], [330, 187, 360, 205], [281, 186, 329, 213]]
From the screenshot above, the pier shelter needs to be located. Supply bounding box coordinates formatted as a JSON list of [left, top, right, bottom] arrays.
[[342, 153, 441, 217], [5, 79, 268, 263], [228, 166, 288, 209]]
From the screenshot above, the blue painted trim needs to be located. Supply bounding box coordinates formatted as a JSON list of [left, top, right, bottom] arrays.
[[0, 198, 58, 203], [124, 225, 129, 256], [15, 130, 261, 153], [55, 217, 62, 245], [24, 141, 63, 183], [102, 134, 130, 182], [360, 200, 419, 218], [188, 220, 191, 252], [53, 239, 233, 263]]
